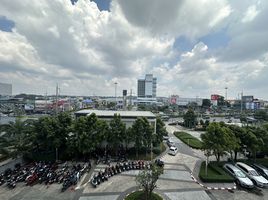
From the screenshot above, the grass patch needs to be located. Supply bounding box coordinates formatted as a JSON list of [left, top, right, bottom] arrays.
[[125, 191, 162, 200], [174, 131, 202, 149], [199, 161, 234, 183]]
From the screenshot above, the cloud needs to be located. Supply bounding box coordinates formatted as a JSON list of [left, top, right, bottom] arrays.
[[0, 0, 268, 100], [242, 5, 259, 23], [0, 0, 173, 95], [117, 0, 231, 40]]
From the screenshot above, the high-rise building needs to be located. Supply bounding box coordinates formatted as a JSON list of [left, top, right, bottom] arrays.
[[137, 74, 157, 98], [0, 82, 12, 96]]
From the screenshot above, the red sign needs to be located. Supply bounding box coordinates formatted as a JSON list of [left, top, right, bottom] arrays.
[[211, 94, 219, 101], [170, 97, 177, 104]]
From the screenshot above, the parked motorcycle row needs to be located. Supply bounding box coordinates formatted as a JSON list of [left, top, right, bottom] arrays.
[[0, 161, 91, 192], [90, 160, 150, 188]]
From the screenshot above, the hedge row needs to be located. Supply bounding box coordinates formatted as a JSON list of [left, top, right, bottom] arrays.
[[174, 131, 203, 149], [199, 161, 234, 183]]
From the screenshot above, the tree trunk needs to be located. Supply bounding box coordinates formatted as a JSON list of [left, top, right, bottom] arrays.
[[234, 151, 238, 161], [216, 153, 220, 162]]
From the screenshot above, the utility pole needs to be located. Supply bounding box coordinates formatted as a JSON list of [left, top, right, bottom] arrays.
[[130, 89, 132, 107], [114, 82, 117, 110], [241, 91, 243, 114], [225, 87, 228, 104], [45, 91, 47, 115], [55, 84, 59, 115]]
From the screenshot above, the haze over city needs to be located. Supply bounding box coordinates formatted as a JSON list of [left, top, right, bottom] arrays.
[[0, 0, 268, 99]]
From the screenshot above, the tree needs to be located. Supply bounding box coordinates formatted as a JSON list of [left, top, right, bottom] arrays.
[[201, 122, 235, 162], [183, 108, 197, 128], [132, 117, 153, 158], [142, 118, 153, 156], [202, 99, 211, 108], [73, 113, 104, 157], [33, 116, 56, 153], [254, 110, 267, 121], [227, 125, 244, 161], [136, 163, 163, 200], [107, 114, 126, 154], [154, 117, 167, 145]]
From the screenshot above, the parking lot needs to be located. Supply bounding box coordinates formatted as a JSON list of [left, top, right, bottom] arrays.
[[0, 123, 267, 200]]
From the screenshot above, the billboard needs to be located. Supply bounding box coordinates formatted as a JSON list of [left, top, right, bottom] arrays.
[[211, 94, 220, 101], [170, 96, 177, 104], [123, 90, 127, 96]]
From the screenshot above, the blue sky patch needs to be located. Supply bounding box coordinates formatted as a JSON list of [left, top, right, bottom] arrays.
[[173, 36, 194, 52], [71, 0, 110, 11], [0, 16, 15, 32], [200, 29, 230, 49]]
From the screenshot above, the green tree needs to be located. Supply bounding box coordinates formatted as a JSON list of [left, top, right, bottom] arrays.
[[124, 127, 133, 151], [154, 117, 167, 145], [136, 163, 164, 200], [142, 118, 153, 156], [254, 110, 267, 121], [107, 114, 126, 154], [132, 117, 153, 158], [227, 125, 244, 160], [202, 99, 211, 108], [33, 116, 56, 153], [201, 122, 232, 162], [183, 108, 197, 128], [73, 114, 103, 157]]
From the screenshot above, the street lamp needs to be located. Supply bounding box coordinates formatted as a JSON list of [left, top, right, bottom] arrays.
[[151, 118, 157, 161]]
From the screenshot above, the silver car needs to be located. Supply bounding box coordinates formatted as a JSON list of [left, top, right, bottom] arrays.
[[236, 162, 268, 188], [223, 163, 254, 188]]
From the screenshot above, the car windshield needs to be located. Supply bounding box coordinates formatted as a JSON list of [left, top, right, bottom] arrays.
[[235, 171, 246, 178], [249, 170, 259, 176], [264, 169, 268, 176]]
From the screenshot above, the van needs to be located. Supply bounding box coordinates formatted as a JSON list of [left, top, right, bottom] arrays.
[[168, 146, 178, 156]]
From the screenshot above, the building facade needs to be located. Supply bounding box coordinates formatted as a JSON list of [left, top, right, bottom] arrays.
[[137, 74, 157, 98], [0, 82, 12, 96], [170, 95, 202, 106]]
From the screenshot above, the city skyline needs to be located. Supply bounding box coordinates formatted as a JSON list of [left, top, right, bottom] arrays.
[[1, 0, 268, 99]]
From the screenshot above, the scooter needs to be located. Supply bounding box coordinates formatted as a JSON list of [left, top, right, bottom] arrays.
[[90, 176, 98, 188]]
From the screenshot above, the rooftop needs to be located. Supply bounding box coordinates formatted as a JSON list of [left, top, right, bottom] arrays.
[[75, 109, 156, 118]]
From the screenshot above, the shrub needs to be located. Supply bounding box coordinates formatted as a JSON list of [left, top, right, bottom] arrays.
[[199, 161, 234, 183], [174, 131, 202, 149]]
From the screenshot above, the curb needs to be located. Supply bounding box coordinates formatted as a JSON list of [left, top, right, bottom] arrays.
[[190, 172, 236, 191]]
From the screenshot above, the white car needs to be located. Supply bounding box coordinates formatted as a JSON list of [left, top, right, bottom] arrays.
[[168, 146, 178, 156], [236, 162, 268, 188], [167, 138, 175, 147], [223, 163, 254, 188], [163, 136, 169, 140]]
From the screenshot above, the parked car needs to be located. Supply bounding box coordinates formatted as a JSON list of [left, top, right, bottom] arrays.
[[236, 162, 268, 188], [155, 159, 164, 167], [168, 146, 178, 156], [223, 163, 254, 188], [251, 164, 268, 180], [163, 135, 169, 140], [167, 138, 175, 147]]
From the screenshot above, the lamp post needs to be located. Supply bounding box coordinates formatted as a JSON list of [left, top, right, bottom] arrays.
[[151, 118, 157, 161]]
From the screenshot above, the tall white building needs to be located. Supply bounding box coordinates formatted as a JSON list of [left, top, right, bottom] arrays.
[[137, 74, 157, 105], [137, 74, 157, 98], [0, 82, 12, 96]]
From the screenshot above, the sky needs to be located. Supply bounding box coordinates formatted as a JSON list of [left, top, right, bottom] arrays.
[[0, 0, 268, 99]]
